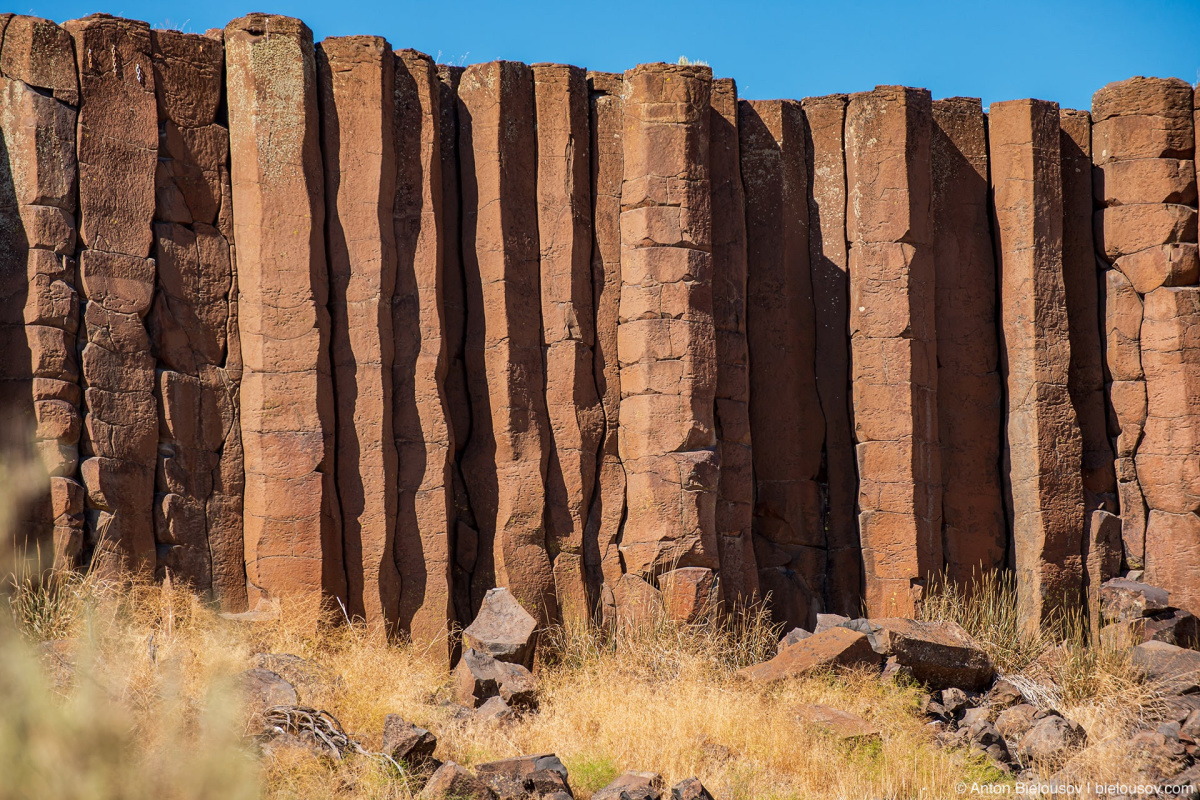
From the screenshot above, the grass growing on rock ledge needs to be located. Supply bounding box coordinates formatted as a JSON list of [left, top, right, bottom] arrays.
[[0, 566, 1168, 800]]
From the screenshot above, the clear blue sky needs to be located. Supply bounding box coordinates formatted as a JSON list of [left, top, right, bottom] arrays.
[[22, 0, 1200, 111]]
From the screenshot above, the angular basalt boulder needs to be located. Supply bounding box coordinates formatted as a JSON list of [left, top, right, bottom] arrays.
[[419, 762, 496, 800], [869, 618, 993, 691], [1132, 641, 1200, 694], [1100, 577, 1171, 621], [381, 714, 437, 767], [453, 648, 537, 709], [1016, 713, 1087, 767], [462, 587, 538, 666], [594, 771, 663, 800], [670, 779, 712, 800], [737, 626, 881, 683], [475, 754, 570, 800], [794, 703, 881, 743]]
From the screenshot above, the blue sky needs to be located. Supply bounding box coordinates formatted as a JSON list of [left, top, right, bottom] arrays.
[[22, 0, 1200, 111]]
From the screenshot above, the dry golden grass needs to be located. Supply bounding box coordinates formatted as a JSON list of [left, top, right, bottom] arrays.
[[0, 563, 1171, 800]]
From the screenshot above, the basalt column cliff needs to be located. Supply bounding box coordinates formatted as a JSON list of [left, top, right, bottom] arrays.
[[3, 12, 1199, 649]]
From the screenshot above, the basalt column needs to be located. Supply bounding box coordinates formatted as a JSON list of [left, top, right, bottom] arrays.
[[458, 61, 557, 625], [990, 99, 1083, 628], [65, 14, 159, 575], [148, 28, 246, 608], [617, 63, 719, 596], [1092, 77, 1199, 615], [802, 94, 860, 616], [317, 36, 400, 629], [225, 15, 343, 602], [0, 15, 84, 569], [394, 48, 456, 654], [741, 99, 825, 629], [709, 78, 757, 608], [930, 97, 1005, 586], [585, 71, 627, 621], [845, 87, 940, 618], [533, 63, 602, 622]]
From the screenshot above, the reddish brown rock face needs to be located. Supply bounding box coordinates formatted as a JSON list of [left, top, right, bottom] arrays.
[[709, 78, 758, 608], [930, 97, 1006, 586], [225, 14, 343, 603], [845, 86, 940, 618], [617, 63, 719, 583], [318, 35, 400, 631], [585, 71, 627, 623], [1060, 110, 1116, 506], [533, 63, 602, 623], [1145, 510, 1200, 616], [802, 94, 860, 616], [740, 99, 825, 628], [393, 49, 455, 658], [66, 14, 159, 575], [0, 16, 84, 569], [990, 98, 1083, 629], [457, 61, 557, 625]]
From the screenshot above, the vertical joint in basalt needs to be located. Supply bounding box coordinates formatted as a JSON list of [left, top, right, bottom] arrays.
[[802, 93, 861, 616], [458, 60, 558, 627], [930, 97, 1006, 588], [584, 70, 628, 624], [845, 86, 941, 618], [616, 63, 719, 596], [317, 34, 401, 632], [147, 25, 247, 611], [393, 47, 456, 659], [0, 15, 85, 571], [741, 98, 826, 629], [224, 13, 344, 605], [990, 97, 1083, 630]]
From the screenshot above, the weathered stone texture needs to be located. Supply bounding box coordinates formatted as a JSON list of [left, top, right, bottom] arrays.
[[617, 63, 719, 583], [989, 98, 1083, 627], [930, 97, 1005, 585], [1060, 110, 1116, 505], [845, 86, 940, 618], [66, 14, 159, 574], [394, 49, 455, 655], [585, 71, 627, 622], [318, 35, 400, 629], [225, 14, 342, 602], [1145, 510, 1200, 617], [0, 15, 84, 569], [741, 98, 824, 628], [458, 61, 557, 625], [533, 63, 602, 622], [709, 78, 757, 607], [802, 94, 860, 616]]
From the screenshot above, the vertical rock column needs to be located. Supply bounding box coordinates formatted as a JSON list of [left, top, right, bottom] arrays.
[[845, 87, 940, 618], [990, 98, 1083, 627], [930, 97, 1005, 585], [148, 28, 246, 607], [393, 48, 456, 654], [802, 94, 860, 616], [617, 63, 719, 591], [0, 15, 84, 568], [225, 14, 343, 602], [1092, 77, 1199, 614], [458, 61, 557, 624], [709, 78, 757, 607], [740, 99, 826, 628], [317, 35, 400, 629], [533, 63, 602, 622], [66, 14, 159, 575], [584, 71, 627, 621]]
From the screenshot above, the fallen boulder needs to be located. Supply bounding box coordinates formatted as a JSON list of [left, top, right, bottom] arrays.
[[869, 619, 994, 690], [794, 703, 881, 743], [737, 627, 882, 683], [419, 761, 496, 800], [1016, 713, 1087, 767], [777, 627, 812, 653], [995, 704, 1038, 743], [1102, 609, 1199, 649], [475, 753, 571, 800], [454, 648, 538, 709], [463, 587, 539, 666], [670, 778, 712, 800], [1132, 640, 1200, 693], [593, 771, 663, 800], [1100, 578, 1171, 622], [474, 696, 517, 725], [381, 714, 438, 767], [239, 668, 298, 731]]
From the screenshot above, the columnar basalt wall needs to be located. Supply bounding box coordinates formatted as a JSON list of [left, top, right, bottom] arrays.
[[990, 98, 1084, 628], [1093, 77, 1199, 616], [8, 12, 1200, 632], [845, 86, 940, 618], [929, 97, 1005, 586], [616, 64, 719, 591], [740, 98, 825, 629], [0, 15, 83, 570]]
